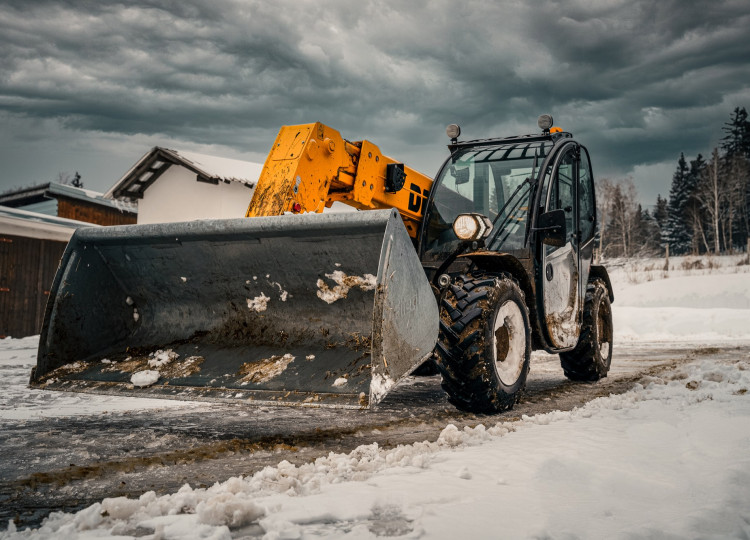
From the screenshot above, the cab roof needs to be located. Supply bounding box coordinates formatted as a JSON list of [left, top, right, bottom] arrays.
[[448, 131, 573, 153]]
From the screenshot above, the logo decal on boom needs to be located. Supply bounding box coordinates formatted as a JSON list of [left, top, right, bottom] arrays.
[[407, 183, 430, 214]]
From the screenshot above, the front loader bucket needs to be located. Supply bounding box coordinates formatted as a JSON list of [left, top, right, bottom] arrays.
[[32, 210, 438, 408]]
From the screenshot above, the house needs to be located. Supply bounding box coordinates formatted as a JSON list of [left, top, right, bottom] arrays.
[[104, 147, 263, 223], [0, 206, 97, 338], [0, 181, 137, 226]]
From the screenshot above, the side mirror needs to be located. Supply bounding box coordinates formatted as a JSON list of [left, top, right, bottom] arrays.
[[535, 209, 567, 247], [452, 166, 470, 185]]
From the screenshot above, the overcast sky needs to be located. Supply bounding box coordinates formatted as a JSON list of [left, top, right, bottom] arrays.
[[1, 0, 749, 206]]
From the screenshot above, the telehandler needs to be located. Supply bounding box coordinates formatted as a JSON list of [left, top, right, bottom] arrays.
[[32, 115, 613, 413]]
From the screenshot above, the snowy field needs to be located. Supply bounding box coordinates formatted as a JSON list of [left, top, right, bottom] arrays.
[[2, 254, 749, 539]]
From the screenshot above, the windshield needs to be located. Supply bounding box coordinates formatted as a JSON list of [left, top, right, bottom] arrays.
[[421, 141, 551, 262]]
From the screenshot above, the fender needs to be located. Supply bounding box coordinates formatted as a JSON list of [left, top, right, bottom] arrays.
[[458, 251, 549, 350], [589, 265, 614, 302]]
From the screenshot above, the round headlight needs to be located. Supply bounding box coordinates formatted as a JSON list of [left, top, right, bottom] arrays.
[[537, 114, 553, 131], [453, 214, 480, 240], [446, 124, 461, 140]]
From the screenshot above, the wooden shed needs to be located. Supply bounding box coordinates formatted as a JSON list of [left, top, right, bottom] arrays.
[[0, 207, 95, 338], [0, 181, 137, 225]]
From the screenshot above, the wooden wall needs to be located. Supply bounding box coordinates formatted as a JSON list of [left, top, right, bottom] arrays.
[[57, 195, 136, 226], [0, 234, 67, 338]]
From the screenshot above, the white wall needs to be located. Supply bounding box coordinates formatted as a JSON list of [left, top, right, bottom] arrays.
[[137, 166, 256, 224]]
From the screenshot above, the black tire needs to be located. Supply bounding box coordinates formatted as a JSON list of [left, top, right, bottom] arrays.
[[435, 274, 531, 414], [560, 279, 613, 381]]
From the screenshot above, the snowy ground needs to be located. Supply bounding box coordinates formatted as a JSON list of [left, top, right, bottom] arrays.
[[609, 253, 750, 343], [0, 337, 206, 421], [1, 254, 749, 539]]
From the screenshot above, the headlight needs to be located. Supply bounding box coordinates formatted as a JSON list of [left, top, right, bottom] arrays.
[[453, 213, 493, 241], [537, 114, 553, 131]]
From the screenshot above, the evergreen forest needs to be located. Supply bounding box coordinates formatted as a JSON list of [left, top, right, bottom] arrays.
[[596, 107, 750, 258]]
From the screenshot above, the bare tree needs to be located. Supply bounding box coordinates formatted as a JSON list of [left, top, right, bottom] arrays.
[[693, 149, 723, 254], [55, 172, 73, 184], [687, 202, 711, 254], [595, 177, 615, 261], [602, 178, 639, 257]]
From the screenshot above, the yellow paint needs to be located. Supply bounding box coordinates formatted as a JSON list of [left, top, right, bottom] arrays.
[[246, 122, 433, 238]]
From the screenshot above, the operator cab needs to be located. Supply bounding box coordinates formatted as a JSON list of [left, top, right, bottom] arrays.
[[419, 116, 599, 353], [419, 137, 554, 264]]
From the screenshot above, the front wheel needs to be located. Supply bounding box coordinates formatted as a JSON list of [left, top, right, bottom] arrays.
[[435, 274, 531, 414], [560, 279, 613, 381]]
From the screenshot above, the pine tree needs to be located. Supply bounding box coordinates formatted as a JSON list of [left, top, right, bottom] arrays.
[[664, 153, 692, 254], [721, 107, 749, 158], [638, 207, 662, 256], [721, 107, 750, 252], [70, 172, 83, 188], [685, 154, 706, 253], [654, 194, 668, 247]]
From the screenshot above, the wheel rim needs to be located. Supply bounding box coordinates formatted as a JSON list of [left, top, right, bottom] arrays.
[[597, 299, 612, 360], [493, 300, 526, 386]]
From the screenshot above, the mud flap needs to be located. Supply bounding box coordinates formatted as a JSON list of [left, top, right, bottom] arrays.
[[32, 210, 438, 408]]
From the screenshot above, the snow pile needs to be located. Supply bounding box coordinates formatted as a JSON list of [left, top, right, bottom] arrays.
[[316, 271, 377, 304], [611, 267, 750, 343], [147, 349, 178, 368], [369, 372, 396, 403], [7, 356, 748, 538], [247, 292, 270, 312], [130, 370, 159, 388]]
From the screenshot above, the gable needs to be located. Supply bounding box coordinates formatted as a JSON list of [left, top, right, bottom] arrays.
[[106, 147, 263, 202]]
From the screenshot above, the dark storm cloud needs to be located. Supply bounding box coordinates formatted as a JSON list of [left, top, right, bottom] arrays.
[[1, 0, 749, 192]]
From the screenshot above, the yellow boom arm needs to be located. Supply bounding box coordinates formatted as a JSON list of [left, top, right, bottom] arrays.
[[246, 122, 434, 238]]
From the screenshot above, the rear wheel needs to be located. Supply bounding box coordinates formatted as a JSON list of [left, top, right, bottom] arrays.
[[435, 274, 531, 414], [560, 279, 613, 381]]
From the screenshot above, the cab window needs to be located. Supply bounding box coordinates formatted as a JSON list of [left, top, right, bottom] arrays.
[[578, 149, 595, 243], [421, 142, 550, 262], [545, 148, 576, 252]]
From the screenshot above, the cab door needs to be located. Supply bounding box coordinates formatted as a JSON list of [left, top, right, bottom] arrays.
[[577, 148, 597, 306], [541, 146, 581, 349]]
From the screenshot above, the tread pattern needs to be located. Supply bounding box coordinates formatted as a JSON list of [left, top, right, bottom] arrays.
[[435, 274, 531, 414], [559, 279, 613, 381]]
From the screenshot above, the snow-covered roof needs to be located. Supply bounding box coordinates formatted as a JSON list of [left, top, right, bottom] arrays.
[[0, 182, 137, 213], [0, 204, 98, 242], [105, 147, 264, 201]]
